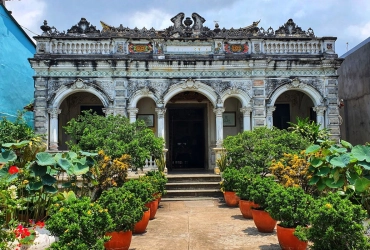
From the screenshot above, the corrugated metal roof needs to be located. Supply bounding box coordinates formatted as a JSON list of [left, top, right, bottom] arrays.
[[340, 37, 370, 58]]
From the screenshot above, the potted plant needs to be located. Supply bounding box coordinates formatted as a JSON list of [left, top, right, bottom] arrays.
[[97, 187, 143, 250], [46, 194, 114, 249], [266, 186, 314, 250], [216, 149, 229, 175], [235, 167, 257, 219], [145, 170, 168, 201], [295, 192, 370, 250], [220, 167, 241, 207], [248, 175, 279, 233], [122, 179, 154, 233]]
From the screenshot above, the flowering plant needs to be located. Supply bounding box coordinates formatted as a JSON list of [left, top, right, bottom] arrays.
[[270, 151, 316, 194], [90, 150, 130, 200]]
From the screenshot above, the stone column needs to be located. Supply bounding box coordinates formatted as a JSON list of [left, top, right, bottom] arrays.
[[266, 106, 276, 128], [240, 106, 253, 131], [127, 108, 138, 123], [155, 107, 166, 139], [214, 107, 225, 147], [47, 108, 61, 151], [313, 106, 326, 129]]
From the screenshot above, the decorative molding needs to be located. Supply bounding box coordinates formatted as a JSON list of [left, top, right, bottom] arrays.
[[213, 108, 225, 117], [155, 108, 166, 118], [38, 69, 332, 78], [180, 78, 200, 90], [47, 108, 61, 119], [240, 106, 253, 115]]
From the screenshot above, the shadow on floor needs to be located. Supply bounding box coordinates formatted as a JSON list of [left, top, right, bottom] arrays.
[[242, 226, 276, 236]]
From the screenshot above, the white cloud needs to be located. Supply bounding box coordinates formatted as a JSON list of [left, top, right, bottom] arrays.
[[6, 0, 46, 36], [128, 9, 173, 30], [346, 22, 370, 41]]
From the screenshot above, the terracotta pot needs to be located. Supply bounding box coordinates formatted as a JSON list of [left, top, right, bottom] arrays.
[[145, 199, 159, 220], [104, 230, 132, 250], [154, 192, 162, 208], [223, 191, 240, 207], [251, 209, 277, 233], [239, 200, 259, 219], [133, 209, 150, 234], [277, 224, 308, 250]]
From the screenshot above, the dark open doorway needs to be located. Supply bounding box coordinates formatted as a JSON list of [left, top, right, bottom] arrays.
[[168, 107, 206, 170], [273, 104, 290, 129]]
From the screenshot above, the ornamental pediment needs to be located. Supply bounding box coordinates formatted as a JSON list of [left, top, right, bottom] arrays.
[[38, 13, 315, 40]]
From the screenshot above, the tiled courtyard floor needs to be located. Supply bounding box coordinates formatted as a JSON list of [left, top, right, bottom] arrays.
[[130, 199, 281, 250]]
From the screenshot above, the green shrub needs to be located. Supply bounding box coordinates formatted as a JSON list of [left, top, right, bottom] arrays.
[[47, 196, 113, 250], [288, 117, 331, 144], [64, 111, 164, 169], [248, 175, 279, 210], [296, 192, 370, 249], [122, 179, 155, 207], [220, 167, 242, 192], [235, 166, 255, 200], [266, 186, 314, 229], [0, 111, 38, 148], [97, 187, 143, 232], [145, 170, 168, 196], [223, 127, 309, 175]]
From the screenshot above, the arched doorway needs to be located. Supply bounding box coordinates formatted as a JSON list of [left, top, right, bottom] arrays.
[[223, 97, 243, 136], [166, 91, 210, 170], [273, 90, 315, 130], [58, 92, 104, 150]]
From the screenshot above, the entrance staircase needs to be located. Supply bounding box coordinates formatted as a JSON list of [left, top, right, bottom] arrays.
[[162, 172, 223, 201]]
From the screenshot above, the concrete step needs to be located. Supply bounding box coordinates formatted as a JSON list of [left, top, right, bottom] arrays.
[[164, 189, 223, 198], [161, 197, 223, 201], [166, 174, 221, 183], [166, 182, 221, 190]]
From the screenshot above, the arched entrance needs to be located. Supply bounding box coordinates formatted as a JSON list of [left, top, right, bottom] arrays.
[[58, 92, 104, 150], [272, 90, 315, 129], [166, 91, 210, 171]]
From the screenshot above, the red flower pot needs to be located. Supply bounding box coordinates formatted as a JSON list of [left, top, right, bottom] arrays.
[[133, 209, 150, 234], [145, 199, 159, 220], [251, 209, 277, 233], [277, 224, 308, 250], [104, 230, 132, 250], [223, 191, 240, 207], [239, 200, 259, 219]]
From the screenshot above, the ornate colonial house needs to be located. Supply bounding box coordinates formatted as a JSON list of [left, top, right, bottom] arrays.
[[29, 13, 342, 171]]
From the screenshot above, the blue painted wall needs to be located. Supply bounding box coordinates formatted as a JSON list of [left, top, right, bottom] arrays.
[[0, 4, 35, 125]]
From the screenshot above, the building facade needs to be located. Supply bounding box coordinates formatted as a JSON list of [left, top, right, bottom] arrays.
[[30, 13, 342, 171], [0, 1, 35, 125], [338, 37, 370, 145]]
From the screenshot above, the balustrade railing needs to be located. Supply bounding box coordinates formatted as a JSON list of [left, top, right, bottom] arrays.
[[263, 41, 321, 54]]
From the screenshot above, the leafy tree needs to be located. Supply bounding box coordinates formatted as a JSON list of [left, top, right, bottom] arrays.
[[64, 111, 164, 170], [0, 111, 38, 147], [223, 127, 310, 175]]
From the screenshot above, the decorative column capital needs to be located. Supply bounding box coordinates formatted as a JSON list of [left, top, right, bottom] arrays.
[[155, 107, 167, 118], [266, 106, 276, 115], [213, 108, 225, 117], [313, 106, 326, 115], [240, 106, 253, 116], [127, 108, 139, 116], [47, 108, 61, 119]]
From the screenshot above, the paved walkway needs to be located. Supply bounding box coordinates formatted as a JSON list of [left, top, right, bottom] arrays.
[[130, 199, 280, 250]]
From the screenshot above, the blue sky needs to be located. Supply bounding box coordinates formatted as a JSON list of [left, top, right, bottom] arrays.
[[5, 0, 370, 57]]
